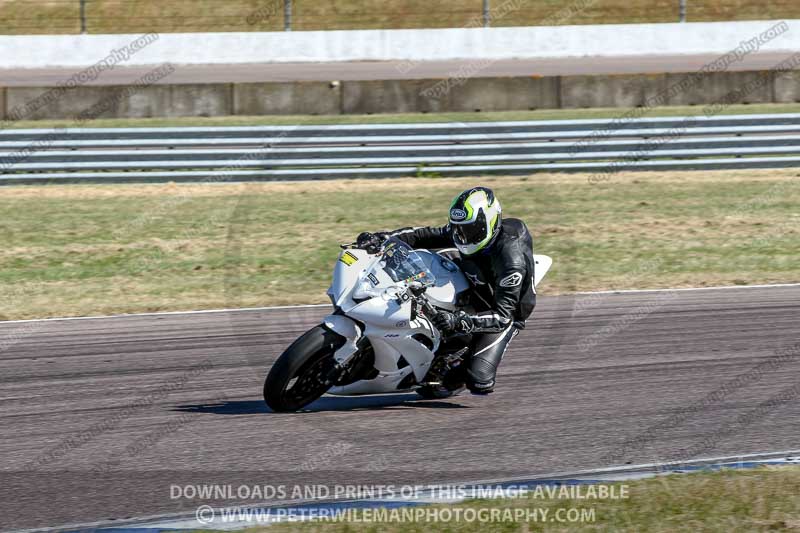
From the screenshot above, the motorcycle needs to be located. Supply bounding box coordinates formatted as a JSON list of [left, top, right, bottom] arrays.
[[263, 237, 552, 412]]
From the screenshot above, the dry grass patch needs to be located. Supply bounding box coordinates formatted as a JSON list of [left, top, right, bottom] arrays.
[[3, 0, 800, 34], [237, 466, 800, 533], [1, 169, 798, 319], [4, 168, 797, 200]]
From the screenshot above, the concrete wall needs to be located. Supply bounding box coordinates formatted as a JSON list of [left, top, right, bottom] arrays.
[[340, 77, 561, 114], [775, 70, 800, 102], [5, 84, 234, 120], [560, 74, 668, 108], [3, 69, 800, 121], [0, 20, 798, 68], [558, 71, 781, 108], [664, 71, 774, 106], [234, 82, 341, 115]]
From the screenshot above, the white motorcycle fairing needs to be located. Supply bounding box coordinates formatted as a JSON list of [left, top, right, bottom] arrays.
[[533, 255, 552, 289], [321, 241, 552, 397], [324, 245, 468, 395]]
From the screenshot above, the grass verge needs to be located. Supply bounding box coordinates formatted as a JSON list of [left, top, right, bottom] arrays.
[[2, 0, 800, 35], [1, 169, 798, 320], [233, 466, 800, 532], [5, 103, 800, 130]]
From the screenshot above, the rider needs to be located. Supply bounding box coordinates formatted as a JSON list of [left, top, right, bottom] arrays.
[[356, 186, 536, 395]]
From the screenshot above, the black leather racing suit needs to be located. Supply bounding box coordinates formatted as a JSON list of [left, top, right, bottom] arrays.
[[381, 218, 536, 392]]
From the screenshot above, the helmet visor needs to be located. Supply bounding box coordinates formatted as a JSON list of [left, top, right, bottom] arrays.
[[451, 211, 488, 246]]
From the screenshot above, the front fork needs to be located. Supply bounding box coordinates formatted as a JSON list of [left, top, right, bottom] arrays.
[[321, 314, 364, 385], [323, 314, 362, 365]]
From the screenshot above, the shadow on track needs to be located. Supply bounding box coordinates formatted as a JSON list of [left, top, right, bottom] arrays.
[[172, 394, 470, 415]]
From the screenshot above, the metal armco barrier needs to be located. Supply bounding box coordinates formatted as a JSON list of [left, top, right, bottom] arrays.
[[2, 113, 800, 184]]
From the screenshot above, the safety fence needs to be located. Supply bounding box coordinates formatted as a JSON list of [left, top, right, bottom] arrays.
[[2, 113, 800, 184]]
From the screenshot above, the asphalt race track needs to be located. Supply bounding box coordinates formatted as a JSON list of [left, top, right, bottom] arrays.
[[1, 285, 799, 531], [0, 53, 792, 86]]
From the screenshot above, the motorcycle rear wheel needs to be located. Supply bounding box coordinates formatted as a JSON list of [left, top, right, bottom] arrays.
[[263, 325, 344, 412]]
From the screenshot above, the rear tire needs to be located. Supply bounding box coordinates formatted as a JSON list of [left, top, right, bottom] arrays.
[[264, 325, 345, 412]]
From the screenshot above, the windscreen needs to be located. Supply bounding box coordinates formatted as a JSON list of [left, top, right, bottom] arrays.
[[375, 238, 436, 286]]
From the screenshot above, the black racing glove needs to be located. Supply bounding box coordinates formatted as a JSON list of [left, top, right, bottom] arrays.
[[356, 232, 384, 254], [432, 310, 474, 335]]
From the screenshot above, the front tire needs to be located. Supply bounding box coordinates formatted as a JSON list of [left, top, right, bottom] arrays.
[[264, 325, 345, 412]]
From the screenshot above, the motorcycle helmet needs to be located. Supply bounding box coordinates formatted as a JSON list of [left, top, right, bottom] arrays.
[[448, 187, 502, 255]]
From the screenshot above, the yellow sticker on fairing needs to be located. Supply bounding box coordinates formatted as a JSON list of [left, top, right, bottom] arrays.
[[339, 251, 359, 266]]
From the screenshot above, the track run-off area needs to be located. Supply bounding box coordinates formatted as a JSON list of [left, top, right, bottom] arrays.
[[1, 285, 799, 531]]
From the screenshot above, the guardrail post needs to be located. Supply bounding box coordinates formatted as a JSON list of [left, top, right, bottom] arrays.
[[679, 0, 687, 22], [483, 0, 490, 27], [284, 0, 292, 31], [80, 0, 87, 33]]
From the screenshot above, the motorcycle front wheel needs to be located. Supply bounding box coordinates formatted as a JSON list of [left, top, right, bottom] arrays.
[[263, 325, 344, 412]]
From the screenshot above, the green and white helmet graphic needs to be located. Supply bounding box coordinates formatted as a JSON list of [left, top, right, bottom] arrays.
[[448, 187, 502, 255]]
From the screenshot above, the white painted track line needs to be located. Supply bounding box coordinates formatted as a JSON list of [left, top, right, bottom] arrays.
[[2, 282, 799, 325]]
